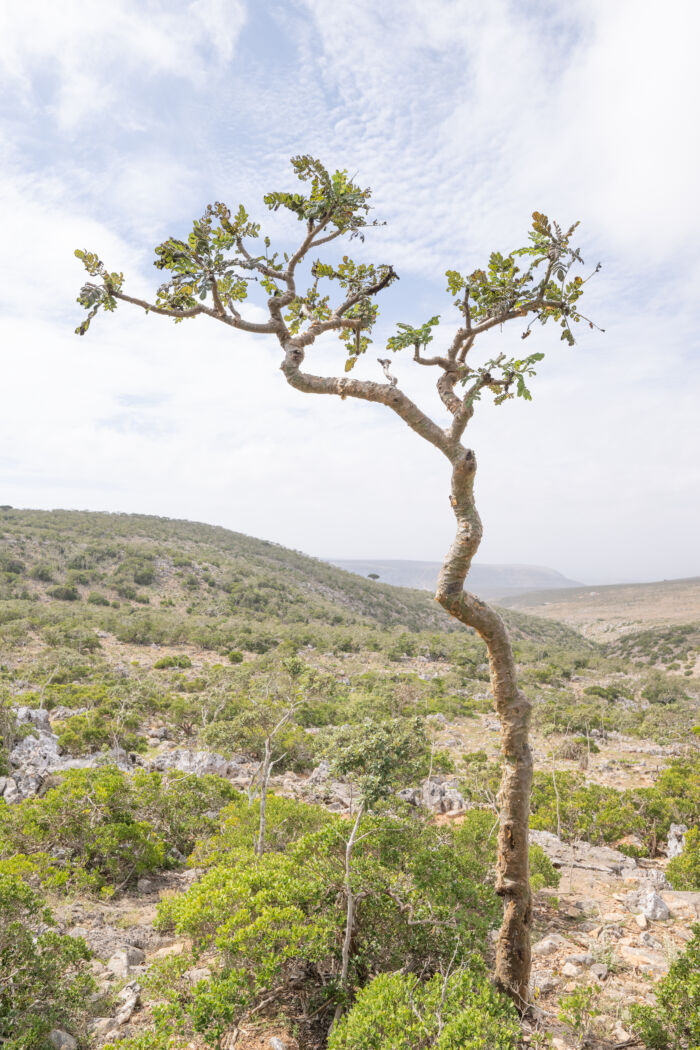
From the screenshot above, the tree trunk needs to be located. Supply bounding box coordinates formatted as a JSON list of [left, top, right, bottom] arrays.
[[256, 737, 271, 857], [435, 449, 533, 1009], [333, 801, 365, 1028]]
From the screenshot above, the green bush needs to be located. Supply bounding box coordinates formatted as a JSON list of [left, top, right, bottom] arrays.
[[667, 827, 700, 890], [529, 843, 561, 892], [87, 591, 110, 606], [155, 810, 500, 1043], [642, 669, 689, 705], [328, 967, 520, 1050], [154, 654, 192, 669], [0, 767, 236, 892], [29, 563, 54, 582], [0, 874, 94, 1049], [630, 923, 700, 1048], [47, 585, 80, 601]]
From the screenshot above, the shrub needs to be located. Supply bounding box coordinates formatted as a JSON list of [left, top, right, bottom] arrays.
[[630, 923, 700, 1048], [529, 843, 561, 892], [0, 556, 25, 575], [29, 563, 54, 582], [0, 874, 94, 1048], [87, 591, 110, 606], [228, 649, 244, 663], [642, 669, 689, 705], [0, 767, 236, 892], [156, 812, 500, 1043], [154, 654, 192, 669], [328, 967, 520, 1050], [667, 827, 700, 890], [47, 585, 79, 601]]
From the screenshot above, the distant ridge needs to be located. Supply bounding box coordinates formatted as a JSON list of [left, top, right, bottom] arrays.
[[327, 559, 581, 600]]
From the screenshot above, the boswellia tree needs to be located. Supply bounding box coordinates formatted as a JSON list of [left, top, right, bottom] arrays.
[[74, 155, 598, 1007]]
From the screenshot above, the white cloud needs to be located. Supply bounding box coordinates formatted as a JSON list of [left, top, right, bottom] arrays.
[[0, 0, 698, 585], [0, 0, 247, 130]]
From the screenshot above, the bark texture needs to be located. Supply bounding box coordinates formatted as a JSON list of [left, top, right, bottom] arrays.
[[435, 451, 533, 1008]]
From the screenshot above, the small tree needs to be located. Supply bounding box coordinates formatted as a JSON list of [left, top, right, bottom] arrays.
[[327, 717, 432, 1025], [74, 155, 598, 1005]]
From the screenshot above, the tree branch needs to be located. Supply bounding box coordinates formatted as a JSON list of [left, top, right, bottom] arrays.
[[281, 343, 453, 457]]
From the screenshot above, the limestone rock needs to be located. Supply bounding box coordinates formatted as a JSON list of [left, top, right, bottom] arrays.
[[150, 748, 238, 779], [532, 933, 570, 956], [107, 946, 145, 977], [641, 889, 670, 921], [531, 971, 559, 994], [49, 1032, 77, 1050], [114, 983, 140, 1025], [668, 823, 689, 859], [617, 944, 668, 973]]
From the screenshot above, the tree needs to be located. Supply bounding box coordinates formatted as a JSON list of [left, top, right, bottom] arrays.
[[328, 717, 433, 1024], [74, 154, 598, 1006]]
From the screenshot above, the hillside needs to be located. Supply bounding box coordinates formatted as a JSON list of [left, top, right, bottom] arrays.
[[0, 507, 589, 652], [502, 576, 700, 674], [2, 508, 700, 1050], [329, 558, 581, 599], [0, 508, 451, 632]]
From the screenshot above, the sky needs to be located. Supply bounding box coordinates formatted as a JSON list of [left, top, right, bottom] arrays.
[[1, 0, 698, 585]]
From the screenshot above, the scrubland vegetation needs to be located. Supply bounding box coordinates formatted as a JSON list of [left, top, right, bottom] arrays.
[[1, 509, 699, 1048]]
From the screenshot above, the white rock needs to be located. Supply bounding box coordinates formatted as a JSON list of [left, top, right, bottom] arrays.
[[531, 971, 559, 994], [668, 823, 689, 859], [107, 946, 145, 977], [634, 912, 648, 929], [641, 889, 670, 921], [561, 961, 581, 977], [114, 984, 140, 1026], [532, 933, 569, 955], [49, 1032, 77, 1050], [185, 966, 212, 985]]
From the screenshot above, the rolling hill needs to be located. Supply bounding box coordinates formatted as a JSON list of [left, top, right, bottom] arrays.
[[0, 507, 590, 652], [328, 559, 581, 599]]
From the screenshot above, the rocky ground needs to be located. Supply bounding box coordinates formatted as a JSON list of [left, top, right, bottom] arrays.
[[7, 694, 694, 1049], [43, 824, 695, 1050]]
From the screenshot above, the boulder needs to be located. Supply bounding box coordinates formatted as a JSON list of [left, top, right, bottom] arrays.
[[307, 761, 331, 786], [617, 944, 668, 974], [49, 1032, 77, 1050], [107, 946, 146, 978], [668, 823, 688, 859], [641, 889, 670, 921], [114, 983, 140, 1026], [150, 749, 237, 778], [531, 971, 559, 995], [420, 777, 465, 814], [530, 830, 637, 875]]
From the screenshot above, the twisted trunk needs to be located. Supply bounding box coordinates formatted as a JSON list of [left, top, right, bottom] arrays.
[[280, 342, 533, 1007], [435, 449, 533, 1009]]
